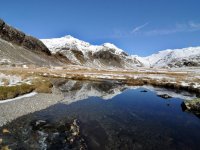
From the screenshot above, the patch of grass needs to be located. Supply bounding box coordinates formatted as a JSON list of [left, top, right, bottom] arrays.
[[0, 84, 34, 100], [0, 78, 53, 100], [32, 79, 53, 93]]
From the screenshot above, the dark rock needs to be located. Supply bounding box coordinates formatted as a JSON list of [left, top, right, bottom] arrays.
[[0, 18, 51, 55], [22, 35, 51, 55], [0, 24, 25, 45], [92, 49, 123, 67], [140, 90, 148, 93], [183, 61, 198, 67], [0, 19, 5, 30], [71, 49, 85, 63], [157, 94, 172, 99], [93, 50, 119, 60], [182, 98, 200, 114], [121, 51, 128, 56], [31, 120, 47, 130]]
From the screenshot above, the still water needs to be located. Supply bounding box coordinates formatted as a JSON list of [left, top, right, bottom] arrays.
[[0, 80, 200, 150]]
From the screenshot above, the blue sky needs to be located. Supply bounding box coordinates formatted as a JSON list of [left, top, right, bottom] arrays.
[[0, 0, 200, 56]]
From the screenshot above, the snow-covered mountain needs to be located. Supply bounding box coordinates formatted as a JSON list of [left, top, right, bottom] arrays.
[[41, 36, 143, 69], [58, 80, 127, 104], [41, 35, 200, 69], [135, 47, 200, 68]]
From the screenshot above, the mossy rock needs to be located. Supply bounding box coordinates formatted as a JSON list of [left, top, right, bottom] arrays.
[[183, 98, 200, 114]]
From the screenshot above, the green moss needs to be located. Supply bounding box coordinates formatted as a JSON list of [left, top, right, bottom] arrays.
[[184, 98, 200, 113], [0, 78, 53, 100], [0, 84, 34, 100], [185, 98, 200, 105]]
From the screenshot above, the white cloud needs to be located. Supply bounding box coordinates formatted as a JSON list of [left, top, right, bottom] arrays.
[[188, 21, 200, 30], [144, 21, 200, 36], [131, 22, 149, 34], [110, 21, 200, 38]]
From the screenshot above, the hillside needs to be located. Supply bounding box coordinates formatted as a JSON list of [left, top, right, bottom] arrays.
[[0, 19, 62, 66]]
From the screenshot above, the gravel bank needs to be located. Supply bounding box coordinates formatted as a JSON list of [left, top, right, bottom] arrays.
[[0, 87, 64, 126]]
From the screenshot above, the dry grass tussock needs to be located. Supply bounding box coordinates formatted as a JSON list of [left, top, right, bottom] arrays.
[[0, 77, 53, 100]]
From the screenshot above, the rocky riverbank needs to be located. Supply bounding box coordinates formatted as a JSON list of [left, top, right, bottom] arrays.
[[0, 87, 63, 126]]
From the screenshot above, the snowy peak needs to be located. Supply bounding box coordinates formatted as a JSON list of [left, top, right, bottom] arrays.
[[41, 35, 125, 55], [41, 35, 200, 69], [41, 35, 91, 54], [41, 35, 142, 69], [135, 46, 200, 68]]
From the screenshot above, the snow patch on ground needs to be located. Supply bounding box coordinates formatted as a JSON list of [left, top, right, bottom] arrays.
[[0, 92, 37, 104], [0, 73, 32, 86], [0, 73, 22, 86]]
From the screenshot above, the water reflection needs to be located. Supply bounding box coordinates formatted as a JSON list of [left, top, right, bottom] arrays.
[[0, 80, 200, 150]]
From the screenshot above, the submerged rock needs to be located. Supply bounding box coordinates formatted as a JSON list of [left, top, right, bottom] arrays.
[[0, 118, 87, 150], [157, 94, 172, 99], [140, 90, 148, 93]]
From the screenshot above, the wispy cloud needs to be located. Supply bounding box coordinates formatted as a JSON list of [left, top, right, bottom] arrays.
[[144, 21, 200, 36], [131, 22, 149, 34], [188, 21, 200, 30], [110, 21, 200, 38]]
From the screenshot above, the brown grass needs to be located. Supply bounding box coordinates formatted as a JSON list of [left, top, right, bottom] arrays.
[[0, 84, 34, 100], [0, 78, 53, 100], [32, 78, 53, 93]]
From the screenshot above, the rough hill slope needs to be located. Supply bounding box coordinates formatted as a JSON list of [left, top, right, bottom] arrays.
[[0, 19, 62, 66]]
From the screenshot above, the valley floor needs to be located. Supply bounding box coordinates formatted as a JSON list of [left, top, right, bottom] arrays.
[[0, 65, 200, 128], [0, 65, 200, 98]]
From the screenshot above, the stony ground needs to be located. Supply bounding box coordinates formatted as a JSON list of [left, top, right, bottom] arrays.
[[0, 87, 64, 126]]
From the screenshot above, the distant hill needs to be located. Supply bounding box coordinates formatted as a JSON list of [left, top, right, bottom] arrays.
[[42, 35, 200, 69], [134, 47, 200, 68]]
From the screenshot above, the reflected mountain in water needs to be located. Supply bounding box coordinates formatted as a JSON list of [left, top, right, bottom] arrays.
[[56, 80, 197, 104], [58, 80, 127, 103]]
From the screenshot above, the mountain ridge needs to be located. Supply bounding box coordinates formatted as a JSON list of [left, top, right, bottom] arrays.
[[41, 35, 143, 69], [0, 18, 199, 69], [41, 35, 200, 68]]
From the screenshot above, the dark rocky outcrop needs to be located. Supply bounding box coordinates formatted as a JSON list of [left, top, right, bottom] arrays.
[[0, 19, 5, 30], [92, 49, 123, 67], [22, 35, 50, 55], [0, 18, 50, 55], [71, 49, 85, 63], [0, 24, 25, 45]]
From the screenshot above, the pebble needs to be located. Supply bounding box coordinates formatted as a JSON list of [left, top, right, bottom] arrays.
[[2, 129, 10, 134]]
